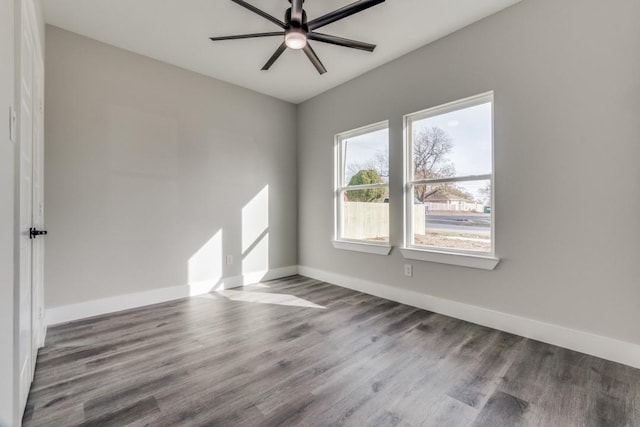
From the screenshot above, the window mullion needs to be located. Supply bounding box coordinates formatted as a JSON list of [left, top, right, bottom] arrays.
[[410, 174, 492, 186], [339, 183, 388, 192]]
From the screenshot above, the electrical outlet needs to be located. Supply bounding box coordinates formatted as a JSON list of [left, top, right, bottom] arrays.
[[404, 264, 413, 277], [225, 255, 233, 265]]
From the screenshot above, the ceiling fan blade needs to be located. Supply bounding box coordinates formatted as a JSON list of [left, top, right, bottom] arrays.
[[303, 43, 327, 75], [308, 32, 375, 52], [262, 42, 288, 71], [308, 0, 385, 31], [210, 32, 284, 41], [230, 0, 286, 29], [291, 0, 304, 23]]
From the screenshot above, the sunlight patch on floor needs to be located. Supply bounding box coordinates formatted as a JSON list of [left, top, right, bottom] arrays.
[[215, 289, 326, 309], [247, 283, 271, 289]]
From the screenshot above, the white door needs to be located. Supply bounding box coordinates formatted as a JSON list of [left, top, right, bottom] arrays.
[[18, 3, 35, 410], [18, 0, 44, 414]]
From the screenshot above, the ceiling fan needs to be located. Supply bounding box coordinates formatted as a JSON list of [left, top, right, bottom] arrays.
[[209, 0, 385, 75]]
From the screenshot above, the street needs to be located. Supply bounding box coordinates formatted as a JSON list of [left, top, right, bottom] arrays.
[[426, 213, 491, 235]]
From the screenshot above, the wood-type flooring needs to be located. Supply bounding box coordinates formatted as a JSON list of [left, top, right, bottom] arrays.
[[23, 276, 640, 426]]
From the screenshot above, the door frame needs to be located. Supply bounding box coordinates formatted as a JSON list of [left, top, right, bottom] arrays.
[[32, 43, 45, 352]]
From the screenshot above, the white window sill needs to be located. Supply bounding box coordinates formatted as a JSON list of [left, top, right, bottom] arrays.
[[332, 240, 392, 256], [400, 247, 499, 270]]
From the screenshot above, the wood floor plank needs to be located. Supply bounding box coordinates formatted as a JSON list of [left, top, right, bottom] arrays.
[[471, 391, 529, 427], [23, 275, 640, 426], [80, 396, 160, 426]]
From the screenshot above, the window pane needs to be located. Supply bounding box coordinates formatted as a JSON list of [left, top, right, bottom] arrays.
[[342, 189, 389, 243], [343, 128, 389, 186], [412, 180, 491, 252], [412, 102, 492, 180]]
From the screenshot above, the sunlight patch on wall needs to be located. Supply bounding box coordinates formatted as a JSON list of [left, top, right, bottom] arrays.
[[242, 186, 269, 252], [242, 233, 269, 277], [242, 185, 270, 281], [188, 229, 223, 295]]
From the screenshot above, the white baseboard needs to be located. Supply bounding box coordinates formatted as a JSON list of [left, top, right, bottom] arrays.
[[298, 266, 640, 370], [45, 266, 298, 326]]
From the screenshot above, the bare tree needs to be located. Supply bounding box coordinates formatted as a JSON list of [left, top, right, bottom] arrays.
[[478, 182, 491, 204], [347, 150, 389, 181], [413, 127, 455, 201], [369, 151, 389, 179]]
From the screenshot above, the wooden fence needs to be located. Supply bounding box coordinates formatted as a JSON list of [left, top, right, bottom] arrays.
[[342, 202, 389, 240]]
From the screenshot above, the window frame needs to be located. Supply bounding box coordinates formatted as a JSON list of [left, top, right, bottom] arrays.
[[333, 121, 391, 255], [402, 92, 499, 268]]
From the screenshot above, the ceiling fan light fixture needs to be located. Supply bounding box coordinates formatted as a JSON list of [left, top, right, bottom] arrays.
[[285, 28, 307, 49]]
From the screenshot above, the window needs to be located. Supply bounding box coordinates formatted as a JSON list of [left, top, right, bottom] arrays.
[[334, 122, 391, 255], [403, 92, 498, 268]]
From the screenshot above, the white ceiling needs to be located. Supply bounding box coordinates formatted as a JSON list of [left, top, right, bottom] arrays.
[[44, 0, 521, 104]]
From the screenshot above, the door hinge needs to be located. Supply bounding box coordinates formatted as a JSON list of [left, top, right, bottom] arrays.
[[9, 106, 16, 143]]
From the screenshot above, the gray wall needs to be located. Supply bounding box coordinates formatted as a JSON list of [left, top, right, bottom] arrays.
[[1, 0, 15, 422], [297, 0, 640, 345], [45, 26, 298, 308]]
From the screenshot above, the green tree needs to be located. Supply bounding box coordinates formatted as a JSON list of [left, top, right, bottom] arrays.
[[345, 170, 385, 202]]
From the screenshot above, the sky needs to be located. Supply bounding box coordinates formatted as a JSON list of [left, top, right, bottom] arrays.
[[343, 128, 389, 184], [413, 102, 492, 178]]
